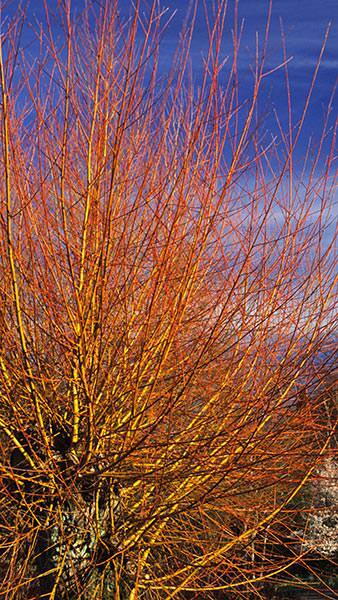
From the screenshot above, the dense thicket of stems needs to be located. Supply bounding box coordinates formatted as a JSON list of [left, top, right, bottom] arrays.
[[0, 1, 336, 598]]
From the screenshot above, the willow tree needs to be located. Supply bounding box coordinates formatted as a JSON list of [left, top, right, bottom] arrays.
[[0, 1, 336, 598]]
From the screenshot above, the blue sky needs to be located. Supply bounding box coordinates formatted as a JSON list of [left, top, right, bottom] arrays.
[[146, 0, 337, 163], [1, 0, 336, 167]]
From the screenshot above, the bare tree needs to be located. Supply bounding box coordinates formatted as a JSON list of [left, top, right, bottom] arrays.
[[0, 1, 336, 598]]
